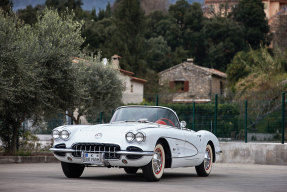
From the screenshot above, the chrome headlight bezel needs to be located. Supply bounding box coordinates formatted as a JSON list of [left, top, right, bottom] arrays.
[[125, 132, 135, 142], [126, 131, 146, 143], [60, 129, 70, 140], [135, 132, 145, 142], [52, 130, 60, 139]]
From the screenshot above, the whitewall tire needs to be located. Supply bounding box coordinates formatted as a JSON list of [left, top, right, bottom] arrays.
[[142, 143, 165, 181], [124, 167, 139, 174], [195, 144, 213, 177]]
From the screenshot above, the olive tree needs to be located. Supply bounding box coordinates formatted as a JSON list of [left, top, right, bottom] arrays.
[[66, 53, 124, 124], [0, 9, 84, 154]]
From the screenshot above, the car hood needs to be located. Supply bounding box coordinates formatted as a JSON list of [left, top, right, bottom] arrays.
[[58, 122, 159, 145]]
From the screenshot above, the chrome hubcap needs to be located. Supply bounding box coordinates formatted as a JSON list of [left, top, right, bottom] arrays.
[[204, 148, 211, 170], [152, 150, 162, 174]]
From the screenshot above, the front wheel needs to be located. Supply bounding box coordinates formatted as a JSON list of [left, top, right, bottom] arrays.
[[195, 144, 213, 177], [142, 143, 165, 182], [124, 167, 139, 174], [61, 162, 85, 178]]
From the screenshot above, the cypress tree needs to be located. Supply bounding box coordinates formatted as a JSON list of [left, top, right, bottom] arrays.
[[232, 0, 270, 48], [111, 0, 146, 74]]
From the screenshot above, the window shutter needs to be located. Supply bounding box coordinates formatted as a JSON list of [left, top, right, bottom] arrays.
[[169, 81, 175, 89], [184, 81, 189, 92]]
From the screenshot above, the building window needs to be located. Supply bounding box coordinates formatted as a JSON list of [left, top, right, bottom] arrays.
[[170, 81, 189, 92], [131, 84, 133, 93], [175, 81, 185, 92]]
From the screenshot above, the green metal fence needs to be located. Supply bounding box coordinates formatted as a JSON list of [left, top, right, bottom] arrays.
[[150, 92, 286, 143], [42, 92, 286, 144]]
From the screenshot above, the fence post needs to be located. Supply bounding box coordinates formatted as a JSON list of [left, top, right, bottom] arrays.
[[214, 94, 218, 136], [192, 102, 195, 130], [282, 92, 285, 144], [245, 100, 248, 143], [156, 95, 159, 106], [99, 112, 103, 124]]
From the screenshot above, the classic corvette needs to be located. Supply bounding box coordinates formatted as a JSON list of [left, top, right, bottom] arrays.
[[50, 106, 221, 181]]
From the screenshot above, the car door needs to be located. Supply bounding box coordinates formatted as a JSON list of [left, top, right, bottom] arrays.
[[183, 129, 201, 157], [168, 128, 202, 168], [165, 127, 186, 158]]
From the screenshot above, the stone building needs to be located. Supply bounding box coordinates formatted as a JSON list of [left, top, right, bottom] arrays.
[[204, 0, 238, 17], [204, 0, 287, 48], [204, 0, 287, 22], [111, 55, 147, 104], [158, 59, 227, 103], [66, 56, 147, 125]]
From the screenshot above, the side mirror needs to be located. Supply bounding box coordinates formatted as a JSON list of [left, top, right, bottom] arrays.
[[180, 121, 186, 128]]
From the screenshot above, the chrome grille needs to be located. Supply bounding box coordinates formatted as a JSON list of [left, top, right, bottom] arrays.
[[72, 143, 121, 159]]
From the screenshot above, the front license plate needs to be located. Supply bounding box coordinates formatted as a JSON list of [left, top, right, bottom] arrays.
[[82, 153, 102, 164]]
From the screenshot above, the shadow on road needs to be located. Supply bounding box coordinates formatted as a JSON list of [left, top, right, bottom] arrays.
[[73, 172, 224, 182]]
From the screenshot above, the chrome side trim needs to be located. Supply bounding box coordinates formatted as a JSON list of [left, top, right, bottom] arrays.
[[116, 151, 155, 156], [50, 148, 155, 156]]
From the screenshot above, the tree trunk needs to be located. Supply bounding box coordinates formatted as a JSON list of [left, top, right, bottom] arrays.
[[10, 122, 20, 155], [66, 111, 81, 125], [75, 113, 82, 125]]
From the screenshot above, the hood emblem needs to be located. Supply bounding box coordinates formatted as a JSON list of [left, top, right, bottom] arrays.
[[95, 133, 103, 139]]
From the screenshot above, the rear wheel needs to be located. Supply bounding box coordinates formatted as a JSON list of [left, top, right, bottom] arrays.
[[195, 144, 213, 177], [61, 162, 85, 178], [142, 143, 165, 182], [124, 167, 139, 174]]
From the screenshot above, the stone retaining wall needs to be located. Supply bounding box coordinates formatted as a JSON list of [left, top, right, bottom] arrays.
[[217, 142, 287, 165], [0, 156, 58, 164]]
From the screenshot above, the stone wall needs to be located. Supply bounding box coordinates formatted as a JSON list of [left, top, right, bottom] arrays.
[[159, 62, 212, 101], [211, 76, 226, 96], [217, 142, 287, 165], [273, 15, 287, 51], [119, 74, 144, 104]]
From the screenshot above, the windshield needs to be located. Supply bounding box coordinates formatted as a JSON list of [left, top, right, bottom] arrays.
[[110, 106, 180, 128]]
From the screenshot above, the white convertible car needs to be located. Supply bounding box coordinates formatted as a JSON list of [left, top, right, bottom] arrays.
[[50, 106, 221, 181]]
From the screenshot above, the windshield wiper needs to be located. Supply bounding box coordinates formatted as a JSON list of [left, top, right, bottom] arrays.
[[111, 120, 135, 123], [137, 119, 151, 123], [112, 120, 149, 123]]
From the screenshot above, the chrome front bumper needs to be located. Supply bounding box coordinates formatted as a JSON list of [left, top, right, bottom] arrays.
[[49, 148, 155, 156]]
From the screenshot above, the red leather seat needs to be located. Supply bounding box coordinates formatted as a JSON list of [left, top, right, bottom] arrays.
[[155, 120, 167, 125]]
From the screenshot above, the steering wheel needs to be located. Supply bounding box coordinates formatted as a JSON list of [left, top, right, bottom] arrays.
[[155, 118, 175, 127]]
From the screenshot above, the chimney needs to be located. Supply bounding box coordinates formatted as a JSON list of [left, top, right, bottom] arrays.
[[111, 54, 121, 69], [187, 58, 194, 63]]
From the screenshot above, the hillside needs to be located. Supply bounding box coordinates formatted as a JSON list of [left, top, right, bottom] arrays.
[[12, 0, 203, 11]]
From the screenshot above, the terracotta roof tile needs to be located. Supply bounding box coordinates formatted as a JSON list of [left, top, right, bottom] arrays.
[[198, 66, 227, 78], [159, 61, 227, 78], [130, 76, 147, 83], [120, 69, 134, 76], [112, 54, 121, 58]]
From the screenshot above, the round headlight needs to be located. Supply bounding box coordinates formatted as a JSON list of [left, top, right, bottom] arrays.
[[60, 130, 70, 140], [126, 132, 135, 142], [135, 132, 145, 142], [52, 130, 60, 139]]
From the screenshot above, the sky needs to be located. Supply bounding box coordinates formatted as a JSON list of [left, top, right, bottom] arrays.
[[12, 0, 203, 11]]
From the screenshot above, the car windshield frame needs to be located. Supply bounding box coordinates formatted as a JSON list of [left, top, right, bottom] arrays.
[[110, 106, 180, 128]]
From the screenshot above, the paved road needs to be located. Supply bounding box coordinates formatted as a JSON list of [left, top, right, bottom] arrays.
[[0, 163, 286, 192]]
